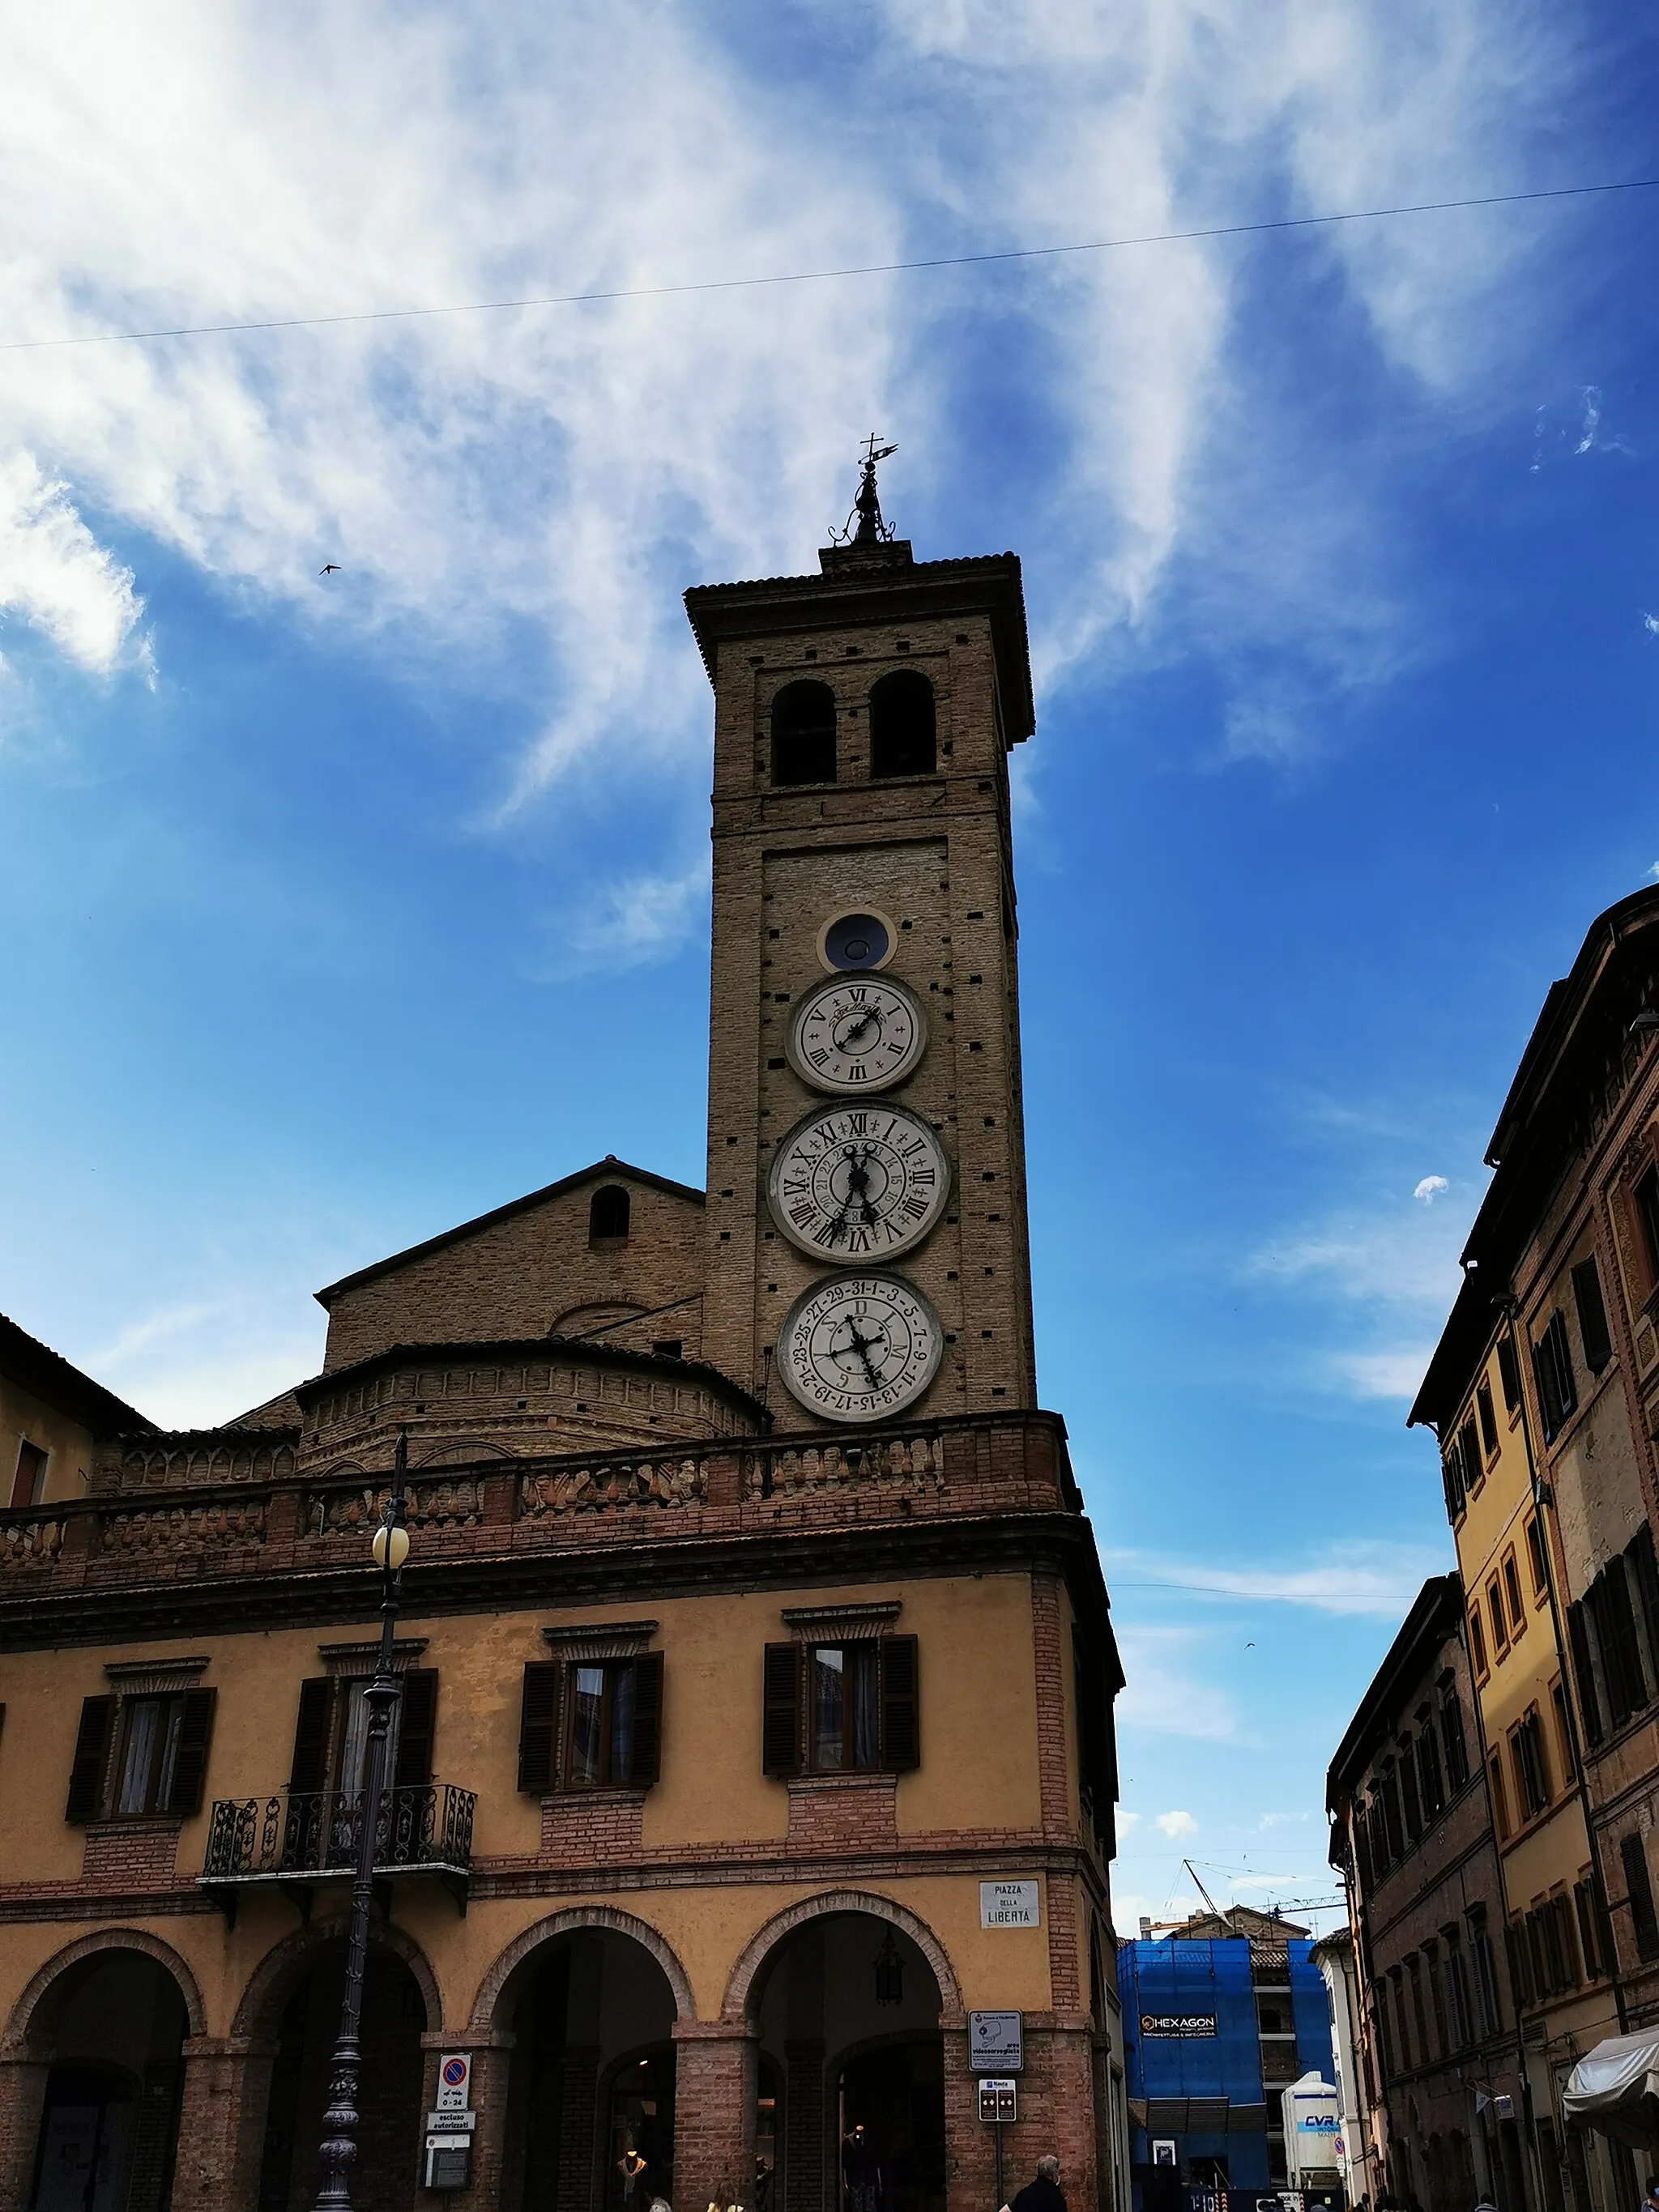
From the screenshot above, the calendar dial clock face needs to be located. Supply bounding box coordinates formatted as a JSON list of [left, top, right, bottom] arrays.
[[786, 974, 927, 1093], [778, 1272, 944, 1424], [768, 1102, 951, 1259]]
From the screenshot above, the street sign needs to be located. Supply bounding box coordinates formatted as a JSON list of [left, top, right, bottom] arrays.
[[980, 1880, 1041, 1929], [425, 2112, 477, 2133], [979, 2079, 1017, 2124], [969, 2010, 1024, 2073], [436, 2054, 471, 2112]]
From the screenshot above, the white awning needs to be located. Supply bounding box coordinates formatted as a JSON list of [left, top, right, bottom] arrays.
[[1563, 2033, 1659, 2147]]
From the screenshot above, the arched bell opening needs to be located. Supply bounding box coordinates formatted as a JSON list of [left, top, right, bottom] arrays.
[[255, 1944, 428, 2212], [22, 1949, 190, 2212], [747, 1912, 945, 2212], [494, 1924, 682, 2212]]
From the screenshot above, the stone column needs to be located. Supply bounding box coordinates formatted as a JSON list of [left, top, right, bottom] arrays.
[[0, 2055, 50, 2211], [170, 2037, 278, 2212], [673, 2024, 757, 2212], [418, 2031, 517, 2209]]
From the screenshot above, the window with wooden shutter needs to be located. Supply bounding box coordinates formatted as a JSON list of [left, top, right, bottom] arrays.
[[762, 1643, 801, 1777], [394, 1669, 437, 1788], [880, 1635, 920, 1771], [164, 1689, 217, 1816], [1567, 1602, 1604, 1746], [288, 1677, 333, 1795], [65, 1695, 115, 1823], [629, 1652, 664, 1786], [518, 1661, 561, 1794], [1572, 1255, 1613, 1374]]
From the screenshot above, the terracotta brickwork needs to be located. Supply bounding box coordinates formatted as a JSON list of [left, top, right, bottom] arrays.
[[81, 1818, 181, 1889], [318, 1164, 708, 1375], [540, 1790, 646, 1859], [784, 1774, 898, 1852]]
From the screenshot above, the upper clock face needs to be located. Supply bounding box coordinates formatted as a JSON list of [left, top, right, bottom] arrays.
[[778, 1271, 944, 1424], [768, 1101, 951, 1259], [786, 974, 927, 1093]]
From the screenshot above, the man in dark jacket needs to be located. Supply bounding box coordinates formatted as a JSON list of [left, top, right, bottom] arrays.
[[1004, 2155, 1065, 2212]]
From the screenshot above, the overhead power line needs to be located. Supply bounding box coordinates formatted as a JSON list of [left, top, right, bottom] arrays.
[[2, 174, 1655, 356]]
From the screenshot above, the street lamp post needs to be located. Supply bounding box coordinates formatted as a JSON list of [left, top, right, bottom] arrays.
[[313, 1425, 412, 2212]]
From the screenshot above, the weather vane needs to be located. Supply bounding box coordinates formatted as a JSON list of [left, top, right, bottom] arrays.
[[830, 435, 898, 545]]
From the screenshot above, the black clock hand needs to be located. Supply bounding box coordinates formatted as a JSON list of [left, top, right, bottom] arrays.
[[843, 1320, 885, 1392]]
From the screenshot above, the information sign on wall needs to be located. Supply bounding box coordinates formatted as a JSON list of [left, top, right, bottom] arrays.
[[1139, 2013, 1219, 2038], [969, 2011, 1024, 2073], [979, 1881, 1041, 1928]]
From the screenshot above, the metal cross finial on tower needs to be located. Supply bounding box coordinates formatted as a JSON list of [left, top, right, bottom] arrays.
[[830, 436, 898, 546]]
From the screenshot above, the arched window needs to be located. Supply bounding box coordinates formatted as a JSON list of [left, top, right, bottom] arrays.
[[770, 680, 837, 786], [589, 1185, 630, 1242], [868, 671, 936, 778]]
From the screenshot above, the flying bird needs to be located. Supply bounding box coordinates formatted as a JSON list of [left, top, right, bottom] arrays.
[[319, 563, 340, 576]]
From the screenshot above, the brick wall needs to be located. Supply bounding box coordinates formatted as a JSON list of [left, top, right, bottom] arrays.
[[785, 1775, 897, 1852], [322, 1174, 708, 1374], [81, 1818, 181, 1889], [542, 1792, 647, 1859]]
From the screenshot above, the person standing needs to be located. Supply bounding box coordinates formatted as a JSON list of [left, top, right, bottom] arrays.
[[1002, 2154, 1065, 2212]]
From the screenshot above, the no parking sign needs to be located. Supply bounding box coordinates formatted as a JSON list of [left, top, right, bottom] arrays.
[[437, 2054, 471, 2112]]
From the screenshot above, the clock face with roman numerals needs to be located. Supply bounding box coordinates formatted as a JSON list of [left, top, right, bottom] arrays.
[[778, 1271, 944, 1423], [768, 1102, 951, 1259], [785, 974, 927, 1093]]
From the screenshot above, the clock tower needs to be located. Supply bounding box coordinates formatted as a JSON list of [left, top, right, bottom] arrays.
[[685, 454, 1038, 1428]]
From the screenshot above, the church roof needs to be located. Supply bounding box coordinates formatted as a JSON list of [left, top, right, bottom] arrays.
[[313, 1157, 705, 1306]]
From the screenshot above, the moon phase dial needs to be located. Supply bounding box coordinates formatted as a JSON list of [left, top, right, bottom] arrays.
[[786, 974, 927, 1093], [778, 1271, 944, 1424], [768, 1102, 951, 1259]]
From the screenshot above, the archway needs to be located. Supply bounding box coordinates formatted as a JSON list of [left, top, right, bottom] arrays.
[[254, 1941, 429, 2212], [13, 1943, 194, 2212], [484, 1916, 688, 2212], [744, 1909, 946, 2212]]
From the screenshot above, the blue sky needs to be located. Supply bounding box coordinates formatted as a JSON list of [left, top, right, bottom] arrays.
[[3, 0, 1659, 1933]]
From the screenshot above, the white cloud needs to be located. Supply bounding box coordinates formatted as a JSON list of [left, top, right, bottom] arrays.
[[1413, 1175, 1448, 1204], [1115, 1623, 1243, 1741], [1107, 1540, 1444, 1615], [1329, 1345, 1435, 1400], [1117, 1809, 1143, 1834], [0, 453, 147, 677], [533, 858, 711, 978], [1258, 1811, 1311, 1829], [1156, 1809, 1198, 1839], [0, 0, 1593, 803], [1644, 619, 1659, 642]]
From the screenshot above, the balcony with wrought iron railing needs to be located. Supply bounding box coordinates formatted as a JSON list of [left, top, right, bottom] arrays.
[[199, 1780, 475, 1917]]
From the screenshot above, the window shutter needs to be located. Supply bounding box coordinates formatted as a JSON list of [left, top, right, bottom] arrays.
[[880, 1634, 921, 1771], [65, 1694, 114, 1824], [165, 1688, 217, 1816], [394, 1669, 438, 1787], [288, 1677, 333, 1795], [1572, 1256, 1613, 1374], [518, 1661, 562, 1795], [762, 1643, 801, 1777], [629, 1653, 664, 1788], [1567, 1602, 1604, 1746]]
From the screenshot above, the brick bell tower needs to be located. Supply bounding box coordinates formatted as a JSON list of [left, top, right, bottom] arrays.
[[685, 447, 1038, 1429]]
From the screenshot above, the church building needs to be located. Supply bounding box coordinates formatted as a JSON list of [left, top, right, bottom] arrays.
[[0, 464, 1127, 2212]]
